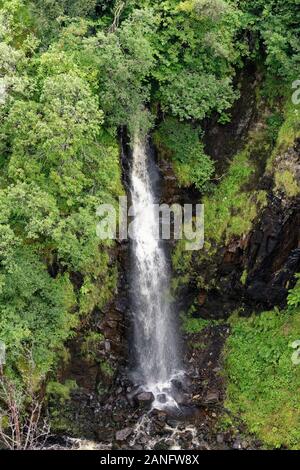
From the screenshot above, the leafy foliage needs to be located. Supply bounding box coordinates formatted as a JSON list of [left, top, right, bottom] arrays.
[[83, 9, 156, 132], [225, 292, 300, 448], [182, 314, 220, 333], [154, 117, 214, 191], [0, 247, 77, 379], [0, 0, 299, 445], [150, 0, 242, 120], [0, 0, 123, 390], [288, 275, 300, 309], [202, 145, 267, 245], [239, 0, 300, 82]]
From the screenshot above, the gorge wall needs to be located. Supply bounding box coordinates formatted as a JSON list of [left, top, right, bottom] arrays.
[[49, 64, 300, 450]]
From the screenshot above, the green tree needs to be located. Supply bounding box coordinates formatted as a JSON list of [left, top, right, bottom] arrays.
[[149, 0, 242, 120], [83, 8, 156, 132], [239, 0, 300, 81]]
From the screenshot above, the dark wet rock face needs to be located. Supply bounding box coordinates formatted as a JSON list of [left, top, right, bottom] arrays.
[[203, 63, 258, 175], [153, 63, 300, 320], [197, 194, 300, 317], [245, 195, 300, 308], [168, 143, 300, 319]]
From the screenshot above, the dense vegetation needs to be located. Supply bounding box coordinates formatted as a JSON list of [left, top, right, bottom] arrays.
[[0, 0, 299, 449], [225, 281, 300, 449]]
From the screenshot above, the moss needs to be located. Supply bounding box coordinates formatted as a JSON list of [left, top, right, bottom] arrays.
[[224, 301, 300, 449], [182, 311, 222, 334], [190, 341, 206, 350], [203, 141, 268, 245], [46, 379, 78, 403], [47, 379, 79, 431], [182, 317, 211, 334], [274, 101, 300, 153], [79, 265, 118, 316], [275, 170, 300, 197], [171, 238, 193, 291], [81, 331, 104, 362], [217, 413, 235, 432], [100, 360, 114, 379], [267, 98, 300, 197], [240, 269, 248, 286]]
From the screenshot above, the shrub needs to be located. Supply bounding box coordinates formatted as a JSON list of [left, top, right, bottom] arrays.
[[153, 117, 215, 191], [225, 286, 300, 449]]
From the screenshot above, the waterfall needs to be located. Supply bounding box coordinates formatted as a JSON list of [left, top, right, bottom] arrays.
[[129, 136, 182, 408]]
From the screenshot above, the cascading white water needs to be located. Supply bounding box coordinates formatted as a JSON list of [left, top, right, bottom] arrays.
[[129, 137, 182, 408]]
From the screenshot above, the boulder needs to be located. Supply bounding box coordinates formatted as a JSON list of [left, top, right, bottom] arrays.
[[136, 391, 154, 404], [204, 391, 220, 404], [115, 427, 133, 441], [157, 394, 167, 404]]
